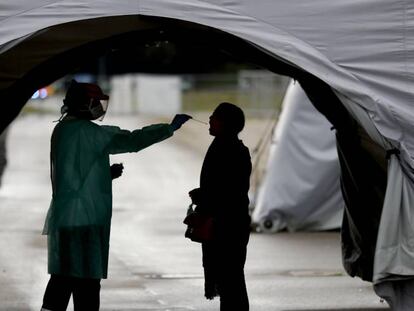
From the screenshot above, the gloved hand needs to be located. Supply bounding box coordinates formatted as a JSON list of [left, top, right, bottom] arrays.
[[170, 114, 192, 131], [110, 163, 124, 180]]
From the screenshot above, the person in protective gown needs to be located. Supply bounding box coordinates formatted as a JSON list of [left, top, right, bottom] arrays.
[[189, 102, 252, 311], [41, 80, 190, 311]]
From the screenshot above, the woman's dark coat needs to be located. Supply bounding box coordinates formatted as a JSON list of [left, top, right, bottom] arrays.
[[196, 135, 252, 300]]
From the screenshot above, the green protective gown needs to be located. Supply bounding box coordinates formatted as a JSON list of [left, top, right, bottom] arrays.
[[43, 119, 174, 279]]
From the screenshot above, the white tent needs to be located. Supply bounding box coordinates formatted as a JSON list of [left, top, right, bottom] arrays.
[[1, 1, 413, 308], [252, 81, 343, 232]]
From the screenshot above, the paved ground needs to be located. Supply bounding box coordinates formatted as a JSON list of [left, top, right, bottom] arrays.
[[0, 114, 389, 310]]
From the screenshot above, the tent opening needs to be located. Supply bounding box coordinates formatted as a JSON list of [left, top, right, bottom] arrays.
[[0, 15, 387, 282]]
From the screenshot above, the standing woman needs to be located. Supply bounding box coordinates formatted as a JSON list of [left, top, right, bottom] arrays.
[[41, 80, 190, 311], [189, 102, 252, 310]]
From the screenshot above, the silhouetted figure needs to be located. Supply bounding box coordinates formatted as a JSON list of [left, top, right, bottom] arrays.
[[189, 102, 252, 311], [41, 80, 190, 311]]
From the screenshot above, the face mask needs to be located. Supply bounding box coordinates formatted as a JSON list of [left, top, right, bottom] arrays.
[[88, 99, 109, 121]]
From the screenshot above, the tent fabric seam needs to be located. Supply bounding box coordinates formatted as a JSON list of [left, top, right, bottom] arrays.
[[393, 0, 409, 149], [0, 1, 64, 24]]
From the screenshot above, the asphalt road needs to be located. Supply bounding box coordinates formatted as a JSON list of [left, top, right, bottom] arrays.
[[0, 114, 388, 310]]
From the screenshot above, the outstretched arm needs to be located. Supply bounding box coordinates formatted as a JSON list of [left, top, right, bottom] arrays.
[[104, 124, 174, 154], [103, 114, 191, 155]]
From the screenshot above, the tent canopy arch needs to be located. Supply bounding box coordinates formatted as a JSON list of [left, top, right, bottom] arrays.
[[0, 11, 387, 282], [2, 1, 412, 163], [1, 2, 414, 304], [0, 14, 308, 131]]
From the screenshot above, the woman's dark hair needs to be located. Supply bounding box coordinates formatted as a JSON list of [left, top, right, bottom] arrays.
[[213, 102, 245, 134]]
